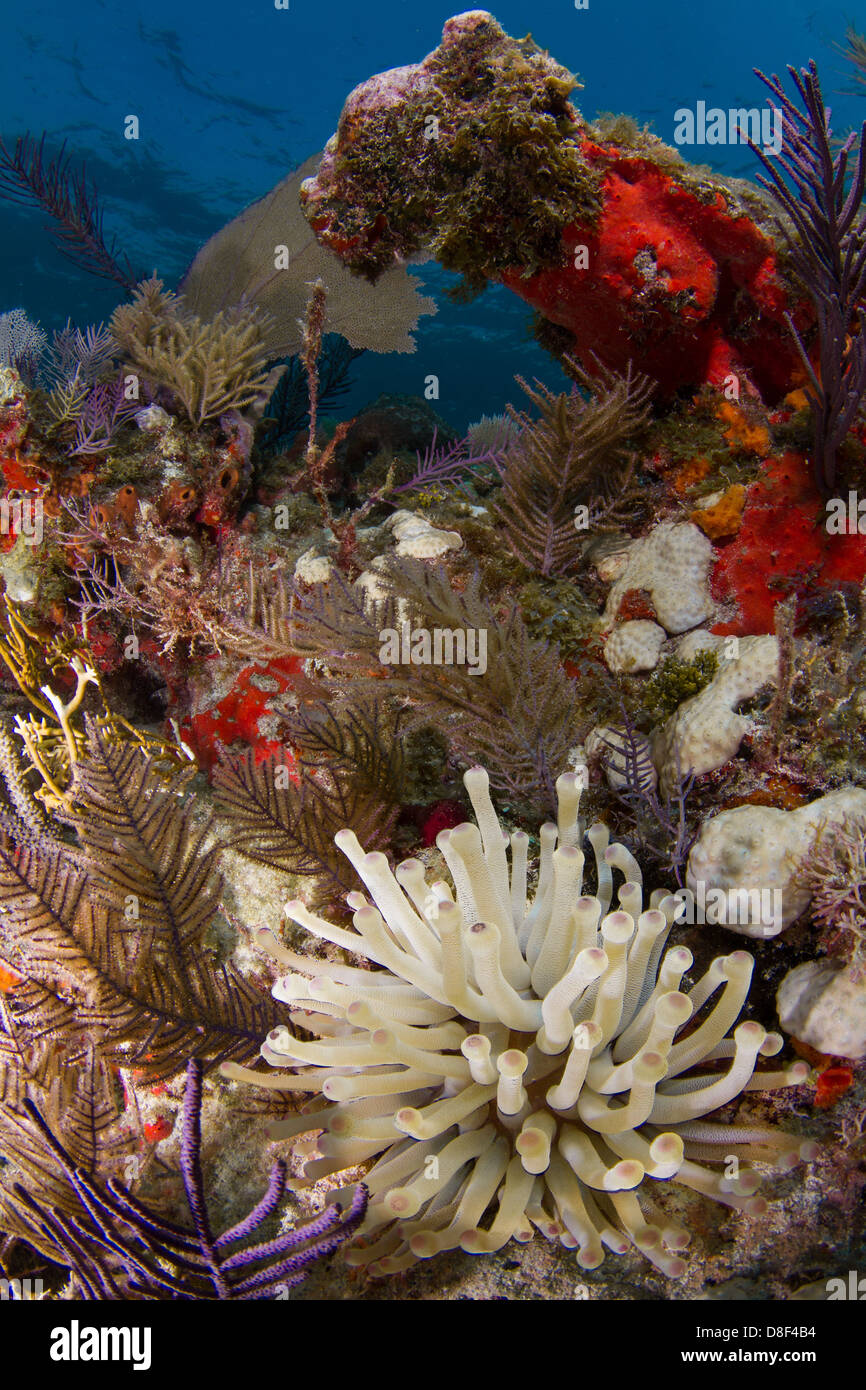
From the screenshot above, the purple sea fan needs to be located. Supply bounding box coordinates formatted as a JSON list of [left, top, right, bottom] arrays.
[[71, 374, 139, 455]]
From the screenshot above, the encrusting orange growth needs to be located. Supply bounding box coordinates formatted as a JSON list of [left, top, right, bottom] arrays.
[[717, 401, 771, 455], [670, 456, 712, 496], [814, 1067, 853, 1109], [0, 960, 22, 992], [691, 483, 747, 541]]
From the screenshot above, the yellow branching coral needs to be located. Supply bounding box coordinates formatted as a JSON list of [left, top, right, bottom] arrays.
[[110, 276, 276, 426], [225, 768, 816, 1277], [0, 596, 191, 809]]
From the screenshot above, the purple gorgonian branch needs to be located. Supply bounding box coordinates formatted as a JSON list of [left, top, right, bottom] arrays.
[[391, 428, 506, 497], [45, 319, 115, 389], [0, 132, 139, 290], [14, 1058, 368, 1299], [71, 375, 139, 455], [750, 61, 866, 494]]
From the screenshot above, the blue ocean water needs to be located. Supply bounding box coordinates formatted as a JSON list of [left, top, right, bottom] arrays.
[[0, 0, 860, 428]]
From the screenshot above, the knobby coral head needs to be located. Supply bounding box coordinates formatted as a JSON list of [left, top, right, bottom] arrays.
[[224, 768, 815, 1277]]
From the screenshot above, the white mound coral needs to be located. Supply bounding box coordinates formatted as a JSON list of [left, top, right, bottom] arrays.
[[652, 634, 779, 797], [603, 620, 666, 674], [601, 521, 715, 634], [224, 769, 814, 1277], [385, 509, 463, 559]]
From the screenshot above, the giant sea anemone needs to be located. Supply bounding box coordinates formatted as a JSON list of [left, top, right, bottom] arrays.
[[224, 767, 815, 1277]]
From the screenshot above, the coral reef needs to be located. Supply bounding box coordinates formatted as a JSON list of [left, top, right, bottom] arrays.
[[2, 9, 866, 1308], [749, 63, 866, 493], [604, 620, 666, 675], [390, 428, 501, 501], [710, 453, 866, 636], [0, 725, 285, 1080], [263, 559, 582, 817], [602, 522, 715, 634], [769, 584, 866, 787], [492, 358, 654, 576], [795, 817, 866, 977], [586, 725, 658, 793], [690, 483, 747, 541], [7, 1057, 366, 1297], [257, 336, 364, 460], [179, 155, 436, 357], [213, 697, 406, 907], [0, 309, 46, 383], [385, 509, 463, 559], [651, 634, 778, 796], [0, 595, 184, 811], [300, 12, 593, 293], [639, 648, 719, 721]]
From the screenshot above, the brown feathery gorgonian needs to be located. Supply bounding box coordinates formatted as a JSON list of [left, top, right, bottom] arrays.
[[225, 767, 816, 1277]]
